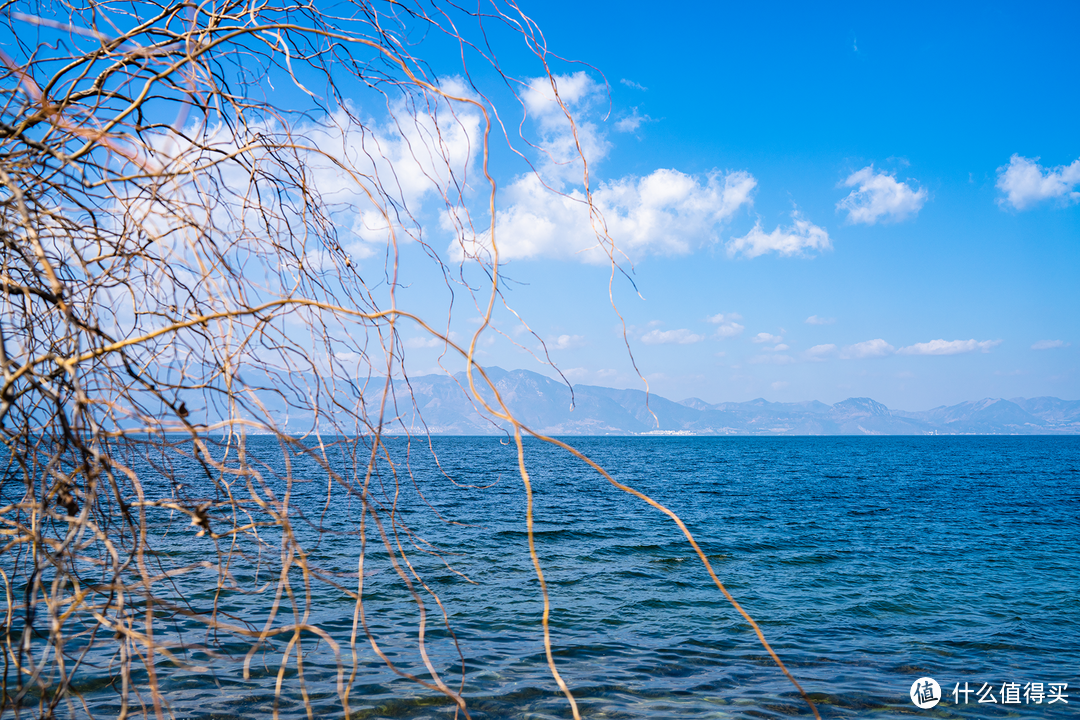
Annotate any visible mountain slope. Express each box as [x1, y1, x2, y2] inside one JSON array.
[[371, 368, 1080, 436]]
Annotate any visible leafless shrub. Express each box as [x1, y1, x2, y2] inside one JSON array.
[[0, 1, 819, 718]]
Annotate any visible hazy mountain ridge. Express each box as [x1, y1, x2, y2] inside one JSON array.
[[380, 368, 1080, 435]]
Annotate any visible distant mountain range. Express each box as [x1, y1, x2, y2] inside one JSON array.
[[382, 367, 1080, 436]]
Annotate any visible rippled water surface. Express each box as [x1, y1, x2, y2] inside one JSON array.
[[38, 437, 1080, 718]]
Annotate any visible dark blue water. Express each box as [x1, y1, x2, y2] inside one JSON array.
[[10, 436, 1079, 718]]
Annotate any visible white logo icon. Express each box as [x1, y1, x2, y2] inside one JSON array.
[[911, 677, 941, 709]]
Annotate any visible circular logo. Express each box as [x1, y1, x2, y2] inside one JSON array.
[[910, 677, 941, 709]]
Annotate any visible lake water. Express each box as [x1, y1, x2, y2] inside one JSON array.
[[10, 436, 1079, 719]]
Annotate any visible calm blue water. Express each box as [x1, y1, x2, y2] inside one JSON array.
[[10, 436, 1079, 718]]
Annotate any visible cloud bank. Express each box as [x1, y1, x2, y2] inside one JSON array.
[[897, 339, 1001, 355], [836, 338, 1000, 359], [641, 328, 705, 345], [456, 169, 756, 263], [450, 72, 772, 263]]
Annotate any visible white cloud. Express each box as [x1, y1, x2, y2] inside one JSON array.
[[620, 78, 647, 91], [451, 72, 763, 264], [714, 323, 745, 339], [403, 337, 444, 349], [454, 169, 756, 263], [138, 83, 483, 266], [803, 344, 837, 361], [520, 71, 610, 184], [1032, 339, 1070, 350], [897, 339, 1001, 355], [307, 91, 481, 251], [749, 354, 796, 365], [641, 328, 705, 345], [837, 166, 927, 225], [805, 315, 836, 325], [726, 212, 831, 259], [708, 313, 744, 338], [615, 108, 652, 133], [996, 154, 1080, 210], [752, 332, 783, 344], [771, 343, 790, 352], [104, 82, 491, 346], [549, 334, 586, 350], [840, 339, 895, 359], [771, 381, 789, 391]]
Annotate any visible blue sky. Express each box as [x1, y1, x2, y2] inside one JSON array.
[[372, 2, 1080, 409]]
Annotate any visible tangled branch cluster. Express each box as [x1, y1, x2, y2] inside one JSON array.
[[0, 0, 820, 717]]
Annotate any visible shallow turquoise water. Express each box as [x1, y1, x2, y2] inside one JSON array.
[[7, 436, 1078, 718]]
